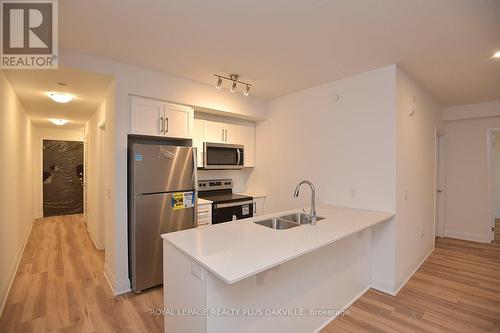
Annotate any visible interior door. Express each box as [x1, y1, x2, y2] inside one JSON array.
[[131, 192, 195, 291], [43, 140, 84, 217], [164, 103, 193, 138], [130, 96, 164, 136]]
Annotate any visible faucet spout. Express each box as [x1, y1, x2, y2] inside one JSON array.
[[293, 180, 317, 225]]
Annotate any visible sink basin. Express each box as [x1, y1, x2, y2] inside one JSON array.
[[279, 213, 325, 224], [254, 218, 300, 230]]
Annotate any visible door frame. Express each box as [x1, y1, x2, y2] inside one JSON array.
[[435, 129, 446, 238], [97, 121, 106, 249], [486, 128, 500, 242], [38, 135, 85, 218]]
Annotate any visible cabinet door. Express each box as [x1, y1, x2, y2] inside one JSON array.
[[164, 103, 194, 139], [193, 119, 204, 168], [203, 120, 226, 143], [238, 123, 255, 167], [130, 96, 164, 136], [224, 123, 241, 144], [253, 197, 265, 216]]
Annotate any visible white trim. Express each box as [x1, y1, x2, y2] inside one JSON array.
[[103, 263, 131, 296], [0, 221, 34, 317], [370, 279, 396, 296], [486, 128, 500, 242], [393, 246, 434, 296], [312, 285, 370, 333], [86, 224, 104, 250], [444, 230, 489, 243], [495, 214, 500, 219]]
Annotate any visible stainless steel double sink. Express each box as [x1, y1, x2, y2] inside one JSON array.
[[254, 213, 325, 230]]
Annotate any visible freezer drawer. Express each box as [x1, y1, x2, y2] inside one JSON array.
[[130, 192, 195, 292]]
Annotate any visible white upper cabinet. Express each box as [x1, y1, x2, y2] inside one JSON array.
[[164, 103, 194, 139], [130, 97, 164, 136], [130, 96, 194, 139], [197, 118, 255, 168]]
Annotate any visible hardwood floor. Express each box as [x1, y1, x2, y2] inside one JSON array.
[[0, 215, 163, 332], [2, 215, 499, 332], [322, 226, 500, 332]]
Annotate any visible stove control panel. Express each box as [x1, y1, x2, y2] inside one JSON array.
[[198, 179, 233, 191]]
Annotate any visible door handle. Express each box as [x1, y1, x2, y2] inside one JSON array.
[[437, 190, 443, 193], [165, 117, 169, 133], [159, 117, 164, 133]]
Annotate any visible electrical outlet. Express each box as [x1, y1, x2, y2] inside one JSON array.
[[419, 230, 424, 239], [350, 188, 357, 198]]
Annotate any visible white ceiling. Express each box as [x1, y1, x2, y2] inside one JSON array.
[[59, 0, 500, 106], [4, 67, 113, 129]]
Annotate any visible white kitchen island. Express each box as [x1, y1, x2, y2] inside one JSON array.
[[161, 204, 394, 333]]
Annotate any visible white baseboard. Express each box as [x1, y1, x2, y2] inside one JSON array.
[[393, 246, 434, 296], [444, 230, 489, 243], [0, 221, 34, 317], [103, 263, 131, 296], [86, 224, 104, 251], [370, 279, 396, 296], [313, 285, 370, 333], [495, 214, 500, 219]]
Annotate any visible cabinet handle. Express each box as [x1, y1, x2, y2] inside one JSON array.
[[165, 117, 169, 133], [159, 117, 164, 133], [254, 203, 257, 214], [225, 129, 228, 142], [221, 128, 224, 141]]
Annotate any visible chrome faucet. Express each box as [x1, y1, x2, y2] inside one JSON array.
[[293, 180, 317, 225]]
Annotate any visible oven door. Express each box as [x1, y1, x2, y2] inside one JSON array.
[[212, 200, 253, 224], [204, 142, 244, 169]]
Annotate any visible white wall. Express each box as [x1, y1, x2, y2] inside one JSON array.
[[60, 49, 268, 294], [84, 101, 106, 249], [32, 127, 84, 218], [394, 67, 442, 292], [443, 101, 500, 242], [0, 71, 35, 314], [247, 65, 398, 292], [496, 133, 500, 218]]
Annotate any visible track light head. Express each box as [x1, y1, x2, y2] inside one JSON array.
[[230, 81, 237, 93], [216, 76, 223, 89], [243, 85, 250, 96]]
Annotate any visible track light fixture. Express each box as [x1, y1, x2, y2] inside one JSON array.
[[216, 76, 223, 89], [213, 74, 252, 96]]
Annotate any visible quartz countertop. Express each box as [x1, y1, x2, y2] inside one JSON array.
[[161, 203, 394, 284]]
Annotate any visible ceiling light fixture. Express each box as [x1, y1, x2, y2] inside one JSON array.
[[47, 91, 74, 103], [49, 119, 69, 126], [216, 76, 223, 89], [493, 51, 500, 58], [213, 74, 252, 96]]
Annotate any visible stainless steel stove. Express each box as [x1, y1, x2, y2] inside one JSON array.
[[198, 179, 253, 224]]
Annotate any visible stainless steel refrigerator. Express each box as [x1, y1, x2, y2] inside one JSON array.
[[128, 143, 197, 292]]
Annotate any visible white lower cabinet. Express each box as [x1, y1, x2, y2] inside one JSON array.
[[197, 203, 212, 227], [253, 197, 266, 216]]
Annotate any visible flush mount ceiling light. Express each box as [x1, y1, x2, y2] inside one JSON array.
[[213, 74, 252, 96], [47, 91, 74, 103], [49, 118, 69, 126]]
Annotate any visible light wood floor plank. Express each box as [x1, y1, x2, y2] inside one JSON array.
[[1, 215, 500, 332]]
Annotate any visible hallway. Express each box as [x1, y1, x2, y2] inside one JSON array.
[[0, 215, 162, 332]]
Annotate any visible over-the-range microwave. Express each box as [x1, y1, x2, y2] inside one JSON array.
[[203, 142, 244, 169]]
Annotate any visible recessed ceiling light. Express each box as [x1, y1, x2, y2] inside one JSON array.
[[49, 119, 69, 126], [493, 51, 500, 58], [47, 92, 74, 103]]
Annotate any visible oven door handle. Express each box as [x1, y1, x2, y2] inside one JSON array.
[[213, 200, 253, 209]]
